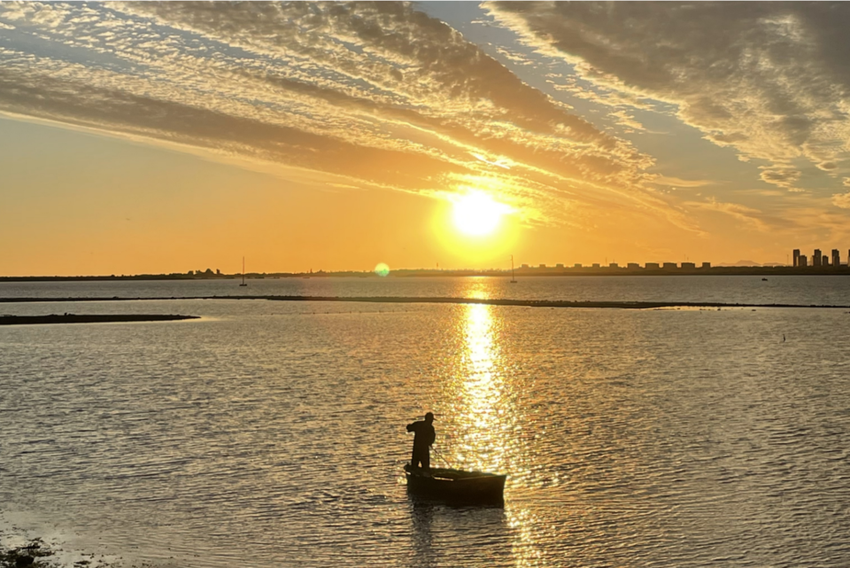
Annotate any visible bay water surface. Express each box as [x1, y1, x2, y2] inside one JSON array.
[[1, 276, 849, 567]]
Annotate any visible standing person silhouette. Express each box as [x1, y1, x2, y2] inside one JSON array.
[[406, 412, 436, 471]]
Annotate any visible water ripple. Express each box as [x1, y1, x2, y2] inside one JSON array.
[[1, 285, 850, 566]]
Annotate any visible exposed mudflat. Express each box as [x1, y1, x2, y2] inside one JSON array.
[[0, 314, 199, 326]]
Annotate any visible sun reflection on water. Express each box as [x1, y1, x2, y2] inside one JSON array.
[[463, 277, 492, 300], [440, 302, 547, 566], [444, 303, 512, 473]]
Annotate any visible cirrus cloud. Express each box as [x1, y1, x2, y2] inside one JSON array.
[[487, 1, 850, 193], [0, 1, 690, 232]]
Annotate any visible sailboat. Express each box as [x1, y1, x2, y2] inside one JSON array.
[[510, 255, 518, 283], [240, 256, 248, 286]]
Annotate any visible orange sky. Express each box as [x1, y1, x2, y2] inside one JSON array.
[[3, 2, 850, 276]]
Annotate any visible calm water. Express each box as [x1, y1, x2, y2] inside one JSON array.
[[2, 273, 850, 305], [1, 277, 849, 567]]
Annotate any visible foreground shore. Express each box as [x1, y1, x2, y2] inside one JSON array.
[[0, 538, 125, 568], [0, 538, 51, 568]]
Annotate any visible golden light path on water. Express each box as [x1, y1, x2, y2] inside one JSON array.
[[457, 303, 506, 471], [440, 299, 548, 565]]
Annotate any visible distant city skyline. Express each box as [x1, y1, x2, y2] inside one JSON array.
[[13, 251, 850, 281], [792, 247, 850, 268], [4, 3, 850, 276]]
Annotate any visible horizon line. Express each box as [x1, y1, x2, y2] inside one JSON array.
[[13, 264, 850, 281]]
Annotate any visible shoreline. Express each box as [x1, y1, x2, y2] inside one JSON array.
[[1, 295, 849, 310]]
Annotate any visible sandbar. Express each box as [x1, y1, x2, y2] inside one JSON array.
[[0, 314, 200, 326]]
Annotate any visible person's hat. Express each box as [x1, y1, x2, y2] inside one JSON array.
[[425, 412, 435, 420]]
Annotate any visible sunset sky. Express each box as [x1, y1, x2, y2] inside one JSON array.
[[4, 2, 850, 276]]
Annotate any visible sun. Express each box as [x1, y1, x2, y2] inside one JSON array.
[[433, 188, 519, 264], [452, 191, 508, 237]]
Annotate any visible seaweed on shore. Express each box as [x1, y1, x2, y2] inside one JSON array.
[[0, 538, 53, 568], [0, 538, 129, 568]]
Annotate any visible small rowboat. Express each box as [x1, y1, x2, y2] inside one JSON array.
[[404, 463, 506, 505]]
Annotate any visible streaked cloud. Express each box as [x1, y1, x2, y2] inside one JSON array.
[[0, 1, 687, 233], [684, 197, 769, 232], [487, 2, 850, 193], [648, 176, 714, 189], [8, 0, 850, 264], [608, 110, 645, 132]]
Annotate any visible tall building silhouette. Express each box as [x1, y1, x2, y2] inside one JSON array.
[[833, 249, 841, 267], [813, 249, 822, 267], [793, 249, 800, 267]]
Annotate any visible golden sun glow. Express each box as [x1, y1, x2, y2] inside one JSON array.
[[431, 186, 519, 266], [451, 191, 508, 237]]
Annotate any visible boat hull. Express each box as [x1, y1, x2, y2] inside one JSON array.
[[404, 465, 506, 506]]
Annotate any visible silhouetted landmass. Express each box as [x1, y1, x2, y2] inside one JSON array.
[[2, 265, 850, 282], [0, 273, 213, 281], [0, 314, 199, 325], [1, 296, 848, 310]]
